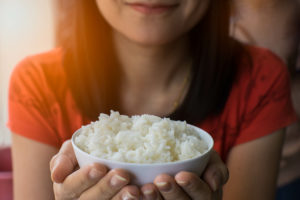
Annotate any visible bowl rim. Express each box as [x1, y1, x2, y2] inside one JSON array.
[[71, 124, 214, 167]]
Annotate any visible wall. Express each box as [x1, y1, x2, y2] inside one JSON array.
[[0, 0, 55, 146]]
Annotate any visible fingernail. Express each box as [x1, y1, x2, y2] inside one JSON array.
[[122, 191, 138, 200], [111, 174, 128, 187], [156, 182, 171, 192], [143, 189, 158, 200], [89, 168, 103, 180], [143, 189, 154, 195], [176, 180, 189, 187], [211, 172, 222, 192]]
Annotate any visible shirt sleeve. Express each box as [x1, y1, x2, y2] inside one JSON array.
[[7, 57, 61, 148], [235, 49, 298, 145]]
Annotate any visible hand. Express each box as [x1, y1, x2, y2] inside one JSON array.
[[140, 150, 229, 200], [50, 140, 140, 200]]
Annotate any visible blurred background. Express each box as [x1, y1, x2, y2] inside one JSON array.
[[0, 0, 55, 146]]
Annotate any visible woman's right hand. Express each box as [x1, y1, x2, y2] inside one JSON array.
[[50, 140, 140, 200]]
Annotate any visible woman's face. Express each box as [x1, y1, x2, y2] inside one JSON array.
[[96, 0, 210, 45]]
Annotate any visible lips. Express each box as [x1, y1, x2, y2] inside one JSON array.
[[125, 2, 179, 14]]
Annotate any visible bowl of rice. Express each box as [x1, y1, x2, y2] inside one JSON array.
[[72, 111, 214, 185]]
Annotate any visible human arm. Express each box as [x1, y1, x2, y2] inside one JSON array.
[[46, 128, 286, 199], [12, 132, 140, 200], [10, 123, 286, 200], [11, 133, 58, 200], [223, 129, 284, 199]]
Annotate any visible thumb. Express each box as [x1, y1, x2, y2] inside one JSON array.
[[203, 150, 229, 192], [50, 140, 78, 183]]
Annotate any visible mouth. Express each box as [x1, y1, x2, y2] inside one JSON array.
[[125, 2, 179, 15]]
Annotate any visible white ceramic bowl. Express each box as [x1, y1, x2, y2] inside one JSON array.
[[71, 124, 214, 185]]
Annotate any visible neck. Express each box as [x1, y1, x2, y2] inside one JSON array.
[[113, 31, 192, 93]]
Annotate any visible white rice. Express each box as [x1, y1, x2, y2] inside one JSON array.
[[75, 111, 208, 164]]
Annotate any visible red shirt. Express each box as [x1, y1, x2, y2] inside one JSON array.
[[7, 46, 297, 161]]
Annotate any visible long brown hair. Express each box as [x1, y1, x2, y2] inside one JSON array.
[[56, 0, 244, 123]]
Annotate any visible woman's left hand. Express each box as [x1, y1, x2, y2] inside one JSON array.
[[141, 150, 229, 200]]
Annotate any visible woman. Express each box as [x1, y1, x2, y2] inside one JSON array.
[[230, 0, 300, 199], [8, 0, 296, 199]]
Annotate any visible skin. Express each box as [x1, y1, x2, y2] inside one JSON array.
[[231, 0, 300, 64], [223, 130, 284, 199], [231, 0, 300, 190], [97, 0, 209, 116], [12, 0, 286, 199], [49, 140, 228, 200], [12, 134, 57, 200], [12, 129, 284, 200]]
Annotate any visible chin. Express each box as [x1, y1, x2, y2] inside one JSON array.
[[127, 30, 181, 46], [133, 37, 173, 46]]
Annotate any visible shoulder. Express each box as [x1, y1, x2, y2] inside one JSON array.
[[234, 45, 292, 107], [11, 48, 64, 80], [210, 45, 296, 158], [231, 45, 296, 141], [9, 48, 67, 107], [10, 48, 64, 88], [234, 45, 291, 102], [8, 49, 69, 148], [238, 45, 288, 83]]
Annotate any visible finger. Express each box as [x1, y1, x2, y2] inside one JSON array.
[[203, 150, 229, 192], [141, 183, 162, 200], [54, 163, 107, 199], [175, 171, 212, 200], [154, 174, 189, 200], [50, 140, 78, 183], [79, 168, 130, 200], [111, 185, 140, 200]]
